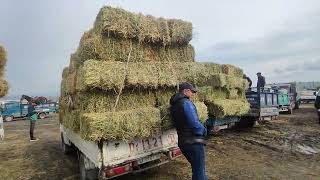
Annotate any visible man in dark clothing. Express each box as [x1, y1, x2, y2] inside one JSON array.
[[28, 102, 38, 141], [257, 72, 266, 91], [315, 91, 320, 124], [170, 82, 207, 180]]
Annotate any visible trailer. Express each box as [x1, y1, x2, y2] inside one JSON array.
[[60, 125, 181, 180], [244, 87, 279, 121]]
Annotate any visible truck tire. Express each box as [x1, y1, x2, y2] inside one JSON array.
[[61, 133, 73, 154], [236, 117, 255, 129], [38, 113, 46, 119], [79, 152, 98, 180], [4, 116, 13, 122]]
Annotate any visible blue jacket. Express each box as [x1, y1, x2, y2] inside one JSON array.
[[170, 93, 207, 146]]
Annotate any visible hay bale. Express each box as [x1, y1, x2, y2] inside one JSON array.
[[222, 64, 243, 76], [61, 69, 77, 96], [69, 53, 81, 72], [76, 60, 126, 92], [155, 88, 177, 107], [160, 101, 208, 130], [75, 60, 247, 92], [206, 74, 248, 90], [76, 31, 194, 63], [205, 99, 250, 118], [127, 62, 159, 89], [74, 90, 157, 113], [0, 45, 7, 69], [168, 19, 192, 45], [197, 86, 228, 101], [61, 110, 81, 132], [0, 79, 8, 97], [80, 108, 161, 141], [93, 6, 192, 46]]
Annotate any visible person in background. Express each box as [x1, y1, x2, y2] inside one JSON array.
[[257, 72, 266, 92], [28, 102, 38, 141], [315, 90, 320, 124], [170, 82, 207, 180]]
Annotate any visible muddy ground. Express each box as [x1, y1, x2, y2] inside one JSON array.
[[0, 104, 319, 180]]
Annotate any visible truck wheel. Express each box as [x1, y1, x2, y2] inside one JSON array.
[[61, 133, 73, 154], [236, 117, 255, 129], [38, 113, 46, 119], [79, 152, 98, 180], [4, 116, 13, 122]]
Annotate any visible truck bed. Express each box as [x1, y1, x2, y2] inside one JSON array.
[[60, 124, 179, 168]]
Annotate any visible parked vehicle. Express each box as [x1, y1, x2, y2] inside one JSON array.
[[244, 87, 279, 120], [206, 87, 279, 133], [60, 125, 181, 179], [271, 83, 299, 111], [299, 89, 316, 104], [0, 100, 58, 121], [277, 89, 293, 114]]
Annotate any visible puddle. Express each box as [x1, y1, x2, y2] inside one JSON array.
[[296, 144, 320, 155]]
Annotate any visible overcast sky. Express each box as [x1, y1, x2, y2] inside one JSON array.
[[0, 0, 319, 97]]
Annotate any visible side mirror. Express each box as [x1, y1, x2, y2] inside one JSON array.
[[314, 92, 317, 96]]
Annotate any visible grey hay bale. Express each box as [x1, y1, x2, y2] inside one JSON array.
[[93, 6, 192, 46]]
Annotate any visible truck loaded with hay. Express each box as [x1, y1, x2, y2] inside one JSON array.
[[0, 44, 9, 141], [59, 6, 250, 179]]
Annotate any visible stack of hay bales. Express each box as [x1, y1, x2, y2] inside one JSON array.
[[60, 6, 249, 142], [0, 45, 8, 97]]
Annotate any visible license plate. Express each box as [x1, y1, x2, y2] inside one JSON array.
[[137, 153, 161, 164], [128, 131, 177, 155]]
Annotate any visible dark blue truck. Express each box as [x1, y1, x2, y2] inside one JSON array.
[[206, 87, 280, 133], [0, 100, 58, 122]]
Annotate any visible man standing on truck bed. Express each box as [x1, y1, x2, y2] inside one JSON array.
[[257, 72, 266, 91], [170, 82, 207, 180], [315, 91, 320, 124]]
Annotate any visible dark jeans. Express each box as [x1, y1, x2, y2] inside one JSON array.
[[180, 143, 207, 180], [30, 121, 36, 140]]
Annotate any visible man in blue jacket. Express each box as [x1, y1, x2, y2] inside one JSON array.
[[170, 82, 207, 180]]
